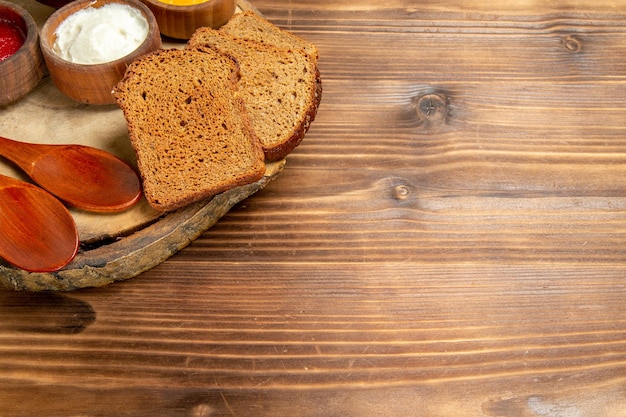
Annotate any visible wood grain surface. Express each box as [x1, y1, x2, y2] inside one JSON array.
[[1, 0, 625, 415]]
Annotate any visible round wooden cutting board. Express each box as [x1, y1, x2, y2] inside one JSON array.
[[0, 0, 282, 291]]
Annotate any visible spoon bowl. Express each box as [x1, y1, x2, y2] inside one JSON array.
[[0, 174, 78, 272], [0, 135, 142, 212]]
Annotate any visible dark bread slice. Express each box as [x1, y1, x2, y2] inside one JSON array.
[[112, 48, 266, 212], [221, 11, 319, 62], [188, 28, 322, 161]]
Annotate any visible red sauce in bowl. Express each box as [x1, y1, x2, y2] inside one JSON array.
[[0, 18, 25, 62]]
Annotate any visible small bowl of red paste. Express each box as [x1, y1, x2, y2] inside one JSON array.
[[0, 1, 45, 106]]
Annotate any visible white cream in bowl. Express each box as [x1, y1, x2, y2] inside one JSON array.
[[53, 3, 148, 65]]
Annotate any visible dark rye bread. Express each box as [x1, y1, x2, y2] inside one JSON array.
[[188, 28, 322, 161], [112, 48, 266, 212], [221, 11, 319, 62]]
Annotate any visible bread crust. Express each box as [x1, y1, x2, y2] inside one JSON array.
[[221, 11, 320, 61], [262, 65, 322, 161]]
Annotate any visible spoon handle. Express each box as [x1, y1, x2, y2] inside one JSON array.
[[0, 135, 44, 175]]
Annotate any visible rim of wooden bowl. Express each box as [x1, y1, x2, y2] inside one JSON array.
[[34, 0, 74, 9], [138, 0, 236, 39]]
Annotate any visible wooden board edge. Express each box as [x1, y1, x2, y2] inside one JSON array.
[[0, 160, 284, 292]]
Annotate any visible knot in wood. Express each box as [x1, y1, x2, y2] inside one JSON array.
[[563, 35, 581, 53], [415, 93, 448, 123], [393, 185, 410, 201], [191, 404, 214, 417]]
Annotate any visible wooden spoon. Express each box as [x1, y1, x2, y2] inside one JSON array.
[[0, 174, 78, 272], [0, 135, 142, 212]]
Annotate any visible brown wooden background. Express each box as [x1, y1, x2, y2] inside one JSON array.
[[1, 0, 625, 415]]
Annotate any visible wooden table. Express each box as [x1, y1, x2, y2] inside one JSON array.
[[1, 0, 625, 415]]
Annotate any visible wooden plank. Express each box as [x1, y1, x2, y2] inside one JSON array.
[[0, 1, 625, 416], [0, 263, 624, 415]]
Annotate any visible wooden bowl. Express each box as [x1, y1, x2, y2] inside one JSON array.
[[0, 1, 45, 106], [138, 0, 236, 40], [39, 0, 162, 105], [35, 0, 74, 8]]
